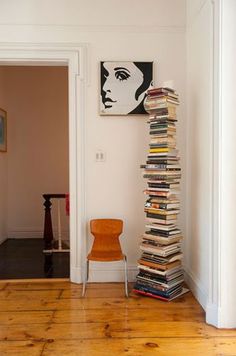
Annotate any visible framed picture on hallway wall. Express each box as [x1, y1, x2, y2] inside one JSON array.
[[100, 61, 153, 115], [0, 108, 7, 152]]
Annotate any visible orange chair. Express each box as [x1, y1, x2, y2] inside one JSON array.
[[82, 219, 128, 297]]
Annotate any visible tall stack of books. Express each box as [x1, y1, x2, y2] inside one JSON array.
[[133, 87, 187, 301]]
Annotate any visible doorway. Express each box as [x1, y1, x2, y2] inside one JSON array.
[[0, 65, 70, 279], [0, 43, 86, 284]]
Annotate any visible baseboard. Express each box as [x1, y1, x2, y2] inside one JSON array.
[[184, 267, 208, 310], [0, 236, 7, 245], [70, 266, 82, 284], [206, 303, 236, 328], [7, 229, 69, 239], [80, 262, 138, 283], [206, 302, 220, 327]]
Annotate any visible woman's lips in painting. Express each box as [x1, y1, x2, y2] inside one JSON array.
[[104, 97, 117, 108]]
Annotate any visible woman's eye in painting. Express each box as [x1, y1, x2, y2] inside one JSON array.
[[115, 70, 130, 81]]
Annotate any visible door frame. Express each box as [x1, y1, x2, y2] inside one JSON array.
[[0, 42, 87, 283]]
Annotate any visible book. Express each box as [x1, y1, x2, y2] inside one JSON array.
[[144, 208, 180, 215], [146, 224, 181, 234], [140, 251, 183, 264], [147, 87, 177, 95], [138, 259, 181, 271], [133, 287, 189, 302], [137, 264, 182, 276], [140, 245, 182, 257], [142, 234, 182, 245], [146, 218, 177, 225]]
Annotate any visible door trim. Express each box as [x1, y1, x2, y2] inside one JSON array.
[[0, 42, 88, 283]]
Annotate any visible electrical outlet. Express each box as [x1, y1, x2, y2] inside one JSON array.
[[95, 150, 106, 162]]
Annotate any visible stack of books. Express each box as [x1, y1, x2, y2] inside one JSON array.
[[133, 87, 187, 301]]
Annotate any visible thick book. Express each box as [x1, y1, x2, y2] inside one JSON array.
[[140, 244, 181, 257], [147, 93, 179, 101], [145, 104, 177, 115], [138, 264, 182, 276], [143, 174, 181, 180], [141, 231, 182, 245], [146, 224, 181, 233], [144, 208, 180, 215], [147, 197, 180, 204], [149, 114, 177, 121], [145, 99, 179, 108], [142, 163, 180, 169], [140, 251, 183, 264], [145, 218, 177, 225], [146, 159, 179, 165], [142, 234, 182, 245], [146, 212, 177, 220], [138, 258, 181, 271], [133, 286, 189, 302], [147, 181, 180, 187], [146, 97, 179, 106], [145, 202, 180, 209], [147, 87, 177, 95]]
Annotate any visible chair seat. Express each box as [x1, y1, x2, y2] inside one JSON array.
[[88, 252, 124, 262]]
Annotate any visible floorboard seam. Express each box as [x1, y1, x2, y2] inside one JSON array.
[[1, 336, 236, 342]]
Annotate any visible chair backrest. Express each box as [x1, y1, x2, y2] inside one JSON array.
[[89, 219, 124, 261]]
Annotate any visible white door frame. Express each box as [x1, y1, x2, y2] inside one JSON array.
[[0, 43, 87, 283]]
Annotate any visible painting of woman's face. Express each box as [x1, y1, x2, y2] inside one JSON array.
[[100, 61, 153, 115]]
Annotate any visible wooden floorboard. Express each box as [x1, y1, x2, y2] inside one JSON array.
[[0, 281, 235, 355]]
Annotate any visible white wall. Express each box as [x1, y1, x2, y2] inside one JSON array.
[[185, 0, 213, 309], [0, 66, 69, 239], [0, 69, 7, 244], [0, 0, 186, 280]]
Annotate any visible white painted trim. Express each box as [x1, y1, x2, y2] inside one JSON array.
[[184, 268, 207, 310], [206, 303, 220, 326], [0, 42, 87, 284], [87, 263, 138, 283], [71, 265, 137, 284], [206, 0, 222, 328], [70, 266, 82, 284]]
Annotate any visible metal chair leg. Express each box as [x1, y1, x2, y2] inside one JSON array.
[[82, 260, 89, 297], [124, 255, 129, 297]]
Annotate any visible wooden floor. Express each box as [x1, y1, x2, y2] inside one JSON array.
[[0, 281, 235, 355]]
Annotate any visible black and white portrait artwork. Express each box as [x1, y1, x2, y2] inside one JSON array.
[[100, 61, 153, 115]]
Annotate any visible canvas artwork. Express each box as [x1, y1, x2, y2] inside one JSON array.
[[100, 61, 153, 115], [0, 108, 7, 152]]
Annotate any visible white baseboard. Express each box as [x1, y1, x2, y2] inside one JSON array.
[[206, 303, 236, 328], [79, 262, 138, 283], [184, 267, 208, 310], [70, 266, 83, 284], [206, 302, 220, 327]]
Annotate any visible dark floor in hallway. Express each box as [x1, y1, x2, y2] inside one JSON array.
[[0, 238, 69, 279]]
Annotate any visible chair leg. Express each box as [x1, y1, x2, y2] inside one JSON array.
[[82, 260, 89, 297], [124, 255, 129, 297]]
